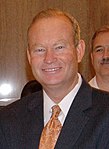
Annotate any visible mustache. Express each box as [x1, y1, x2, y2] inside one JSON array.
[[101, 57, 109, 64]]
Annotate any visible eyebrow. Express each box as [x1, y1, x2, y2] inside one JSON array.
[[53, 39, 71, 47], [30, 43, 44, 49], [93, 45, 104, 50]]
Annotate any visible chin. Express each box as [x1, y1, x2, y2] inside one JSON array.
[[43, 79, 63, 86]]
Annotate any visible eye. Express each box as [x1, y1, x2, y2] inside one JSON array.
[[36, 48, 45, 52], [32, 47, 46, 54], [94, 47, 104, 53], [55, 45, 65, 50]]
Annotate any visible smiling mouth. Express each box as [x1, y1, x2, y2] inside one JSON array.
[[42, 67, 61, 72]]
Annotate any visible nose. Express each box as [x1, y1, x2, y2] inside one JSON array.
[[44, 49, 56, 64]]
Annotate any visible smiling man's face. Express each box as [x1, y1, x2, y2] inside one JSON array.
[[27, 16, 84, 89], [91, 32, 109, 77]]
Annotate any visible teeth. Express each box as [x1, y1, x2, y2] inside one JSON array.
[[44, 68, 59, 72]]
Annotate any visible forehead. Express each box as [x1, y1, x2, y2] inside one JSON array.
[[93, 32, 109, 47], [27, 16, 74, 48], [28, 16, 73, 37]]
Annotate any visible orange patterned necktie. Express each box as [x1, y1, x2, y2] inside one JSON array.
[[38, 105, 62, 149]]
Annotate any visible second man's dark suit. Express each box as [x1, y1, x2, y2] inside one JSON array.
[[0, 79, 109, 149]]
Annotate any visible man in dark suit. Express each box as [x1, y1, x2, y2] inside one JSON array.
[[0, 8, 109, 149]]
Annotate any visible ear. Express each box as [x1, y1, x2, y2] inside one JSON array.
[[27, 48, 31, 65], [76, 40, 85, 63]]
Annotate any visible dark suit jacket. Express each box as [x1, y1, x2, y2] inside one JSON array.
[[0, 79, 109, 149]]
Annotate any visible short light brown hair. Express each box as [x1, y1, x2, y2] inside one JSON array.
[[91, 25, 109, 51], [28, 8, 80, 47]]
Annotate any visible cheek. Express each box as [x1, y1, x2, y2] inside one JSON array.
[[30, 57, 41, 70], [68, 52, 77, 62], [63, 53, 77, 67], [65, 50, 77, 59], [92, 56, 102, 70], [93, 55, 101, 64], [30, 58, 42, 80]]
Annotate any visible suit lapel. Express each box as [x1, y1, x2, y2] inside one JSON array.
[[55, 80, 92, 149]]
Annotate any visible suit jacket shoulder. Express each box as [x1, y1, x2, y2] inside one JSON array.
[[0, 90, 44, 149]]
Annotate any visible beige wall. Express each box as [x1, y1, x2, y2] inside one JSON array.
[[0, 0, 109, 102]]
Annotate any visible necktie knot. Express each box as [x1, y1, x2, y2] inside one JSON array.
[[39, 105, 62, 149], [52, 105, 61, 118]]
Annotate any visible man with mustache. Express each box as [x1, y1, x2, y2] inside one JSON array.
[[89, 25, 109, 92]]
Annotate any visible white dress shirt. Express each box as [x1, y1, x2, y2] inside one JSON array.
[[43, 73, 82, 126], [89, 76, 99, 89]]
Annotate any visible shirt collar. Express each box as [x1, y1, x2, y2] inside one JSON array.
[[89, 76, 99, 89], [59, 73, 82, 118], [43, 73, 82, 124]]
